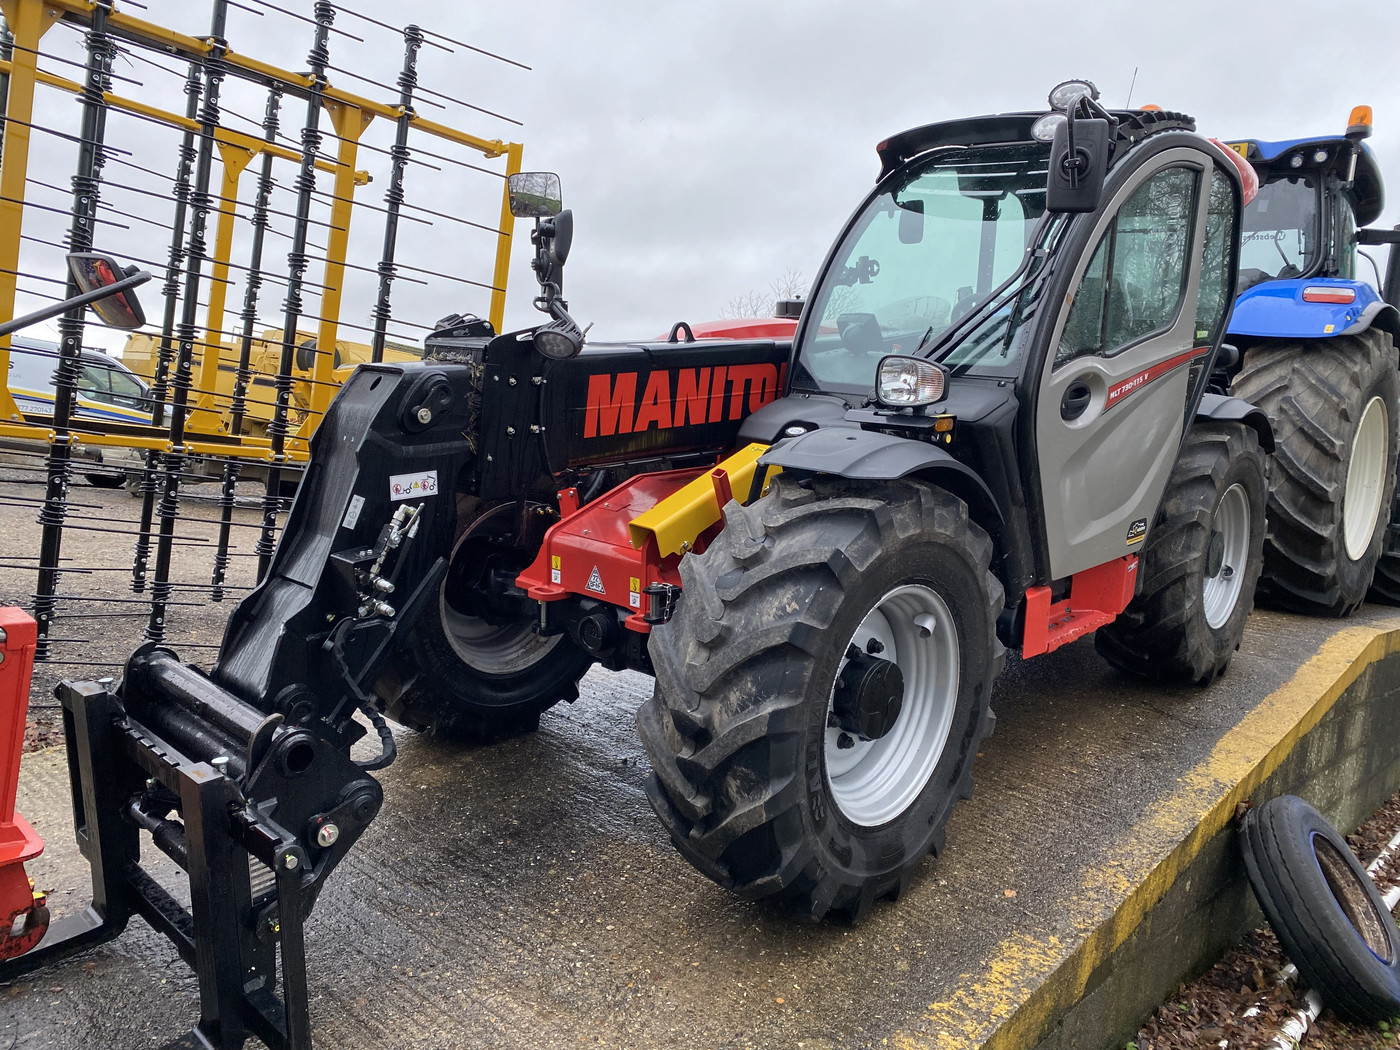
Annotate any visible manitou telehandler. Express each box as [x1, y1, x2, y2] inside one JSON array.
[[0, 82, 1274, 1048]]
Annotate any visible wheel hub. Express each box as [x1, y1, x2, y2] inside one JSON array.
[[824, 583, 959, 827], [1206, 530, 1225, 577], [831, 649, 904, 741]]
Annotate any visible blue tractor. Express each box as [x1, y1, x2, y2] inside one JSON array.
[[1225, 108, 1400, 615]]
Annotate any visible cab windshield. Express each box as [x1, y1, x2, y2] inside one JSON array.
[[1238, 174, 1320, 289], [794, 142, 1050, 393]]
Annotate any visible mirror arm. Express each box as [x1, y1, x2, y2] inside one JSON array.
[[0, 269, 152, 339]]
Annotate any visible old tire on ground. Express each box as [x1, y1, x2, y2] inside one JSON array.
[[638, 476, 1004, 922], [373, 499, 593, 740], [1095, 422, 1267, 684], [1231, 330, 1399, 616], [1241, 794, 1400, 1024]]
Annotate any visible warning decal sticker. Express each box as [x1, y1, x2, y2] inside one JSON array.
[[586, 566, 606, 594]]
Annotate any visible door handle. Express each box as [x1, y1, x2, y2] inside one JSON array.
[[1061, 381, 1092, 421]]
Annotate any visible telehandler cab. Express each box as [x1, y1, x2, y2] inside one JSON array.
[[0, 82, 1272, 1049]]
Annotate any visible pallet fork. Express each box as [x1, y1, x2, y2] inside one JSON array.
[[0, 619, 385, 1050]]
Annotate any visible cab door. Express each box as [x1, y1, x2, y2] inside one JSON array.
[[1035, 149, 1216, 579]]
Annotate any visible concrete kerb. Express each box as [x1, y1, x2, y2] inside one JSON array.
[[895, 618, 1400, 1050]]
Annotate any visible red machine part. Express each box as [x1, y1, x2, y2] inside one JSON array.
[[1021, 555, 1139, 658], [0, 608, 48, 959], [517, 467, 706, 634]]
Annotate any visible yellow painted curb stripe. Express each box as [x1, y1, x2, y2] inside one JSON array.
[[895, 618, 1400, 1050]]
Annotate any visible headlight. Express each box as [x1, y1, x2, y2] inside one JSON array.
[[876, 356, 946, 407]]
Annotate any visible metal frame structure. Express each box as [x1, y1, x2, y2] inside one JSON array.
[[0, 0, 525, 655]]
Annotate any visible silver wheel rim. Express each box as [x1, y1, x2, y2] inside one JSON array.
[[441, 601, 563, 676], [1344, 395, 1389, 561], [824, 583, 959, 827], [1203, 483, 1250, 630], [441, 503, 565, 676]]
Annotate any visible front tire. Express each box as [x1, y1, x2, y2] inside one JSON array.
[[1096, 422, 1267, 684], [374, 500, 593, 740], [1231, 331, 1399, 616], [638, 476, 1004, 921]]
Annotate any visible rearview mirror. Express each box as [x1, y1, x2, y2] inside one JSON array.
[[508, 172, 563, 218], [1046, 118, 1110, 213], [898, 199, 925, 244], [67, 252, 147, 329]]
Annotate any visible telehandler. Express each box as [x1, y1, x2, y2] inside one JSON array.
[[0, 82, 1272, 1049]]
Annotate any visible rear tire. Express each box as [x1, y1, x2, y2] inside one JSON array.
[[638, 476, 1004, 921], [373, 499, 593, 740], [1096, 422, 1266, 684], [1231, 331, 1399, 616]]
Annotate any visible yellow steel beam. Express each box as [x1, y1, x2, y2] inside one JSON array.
[[303, 98, 372, 429], [488, 141, 524, 332], [0, 58, 359, 179], [629, 444, 775, 556], [0, 421, 311, 460], [0, 0, 61, 424], [407, 112, 507, 161], [195, 141, 257, 419], [45, 2, 517, 160]]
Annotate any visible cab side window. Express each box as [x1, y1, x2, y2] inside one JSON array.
[[1193, 167, 1238, 346], [1057, 166, 1198, 366]]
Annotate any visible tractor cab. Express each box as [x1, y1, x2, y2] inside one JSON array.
[[1226, 108, 1400, 340]]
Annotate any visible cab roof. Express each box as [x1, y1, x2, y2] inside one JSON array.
[[876, 109, 1197, 182], [1227, 136, 1382, 226]]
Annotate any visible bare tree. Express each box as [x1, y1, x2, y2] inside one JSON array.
[[723, 267, 808, 319]]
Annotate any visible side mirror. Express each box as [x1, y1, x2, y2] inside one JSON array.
[[508, 171, 563, 218], [68, 252, 147, 329], [1047, 118, 1110, 213]]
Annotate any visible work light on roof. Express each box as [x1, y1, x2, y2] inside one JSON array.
[[1048, 79, 1099, 111], [1031, 112, 1067, 142]]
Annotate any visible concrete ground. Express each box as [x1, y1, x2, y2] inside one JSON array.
[[6, 605, 1399, 1050]]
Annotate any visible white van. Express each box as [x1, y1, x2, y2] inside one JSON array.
[[4, 336, 153, 485]]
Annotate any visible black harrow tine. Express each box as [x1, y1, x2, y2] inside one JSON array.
[[261, 0, 336, 581], [32, 0, 117, 659], [0, 193, 131, 230], [213, 84, 282, 598], [241, 0, 365, 41], [0, 113, 135, 155], [370, 24, 421, 361], [147, 0, 234, 644], [131, 56, 204, 598], [324, 63, 445, 109], [416, 24, 532, 70], [5, 39, 141, 86]]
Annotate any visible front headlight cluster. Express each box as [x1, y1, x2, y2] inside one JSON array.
[[876, 355, 946, 408]]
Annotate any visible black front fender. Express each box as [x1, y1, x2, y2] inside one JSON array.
[[1197, 392, 1275, 453], [760, 427, 1004, 530]]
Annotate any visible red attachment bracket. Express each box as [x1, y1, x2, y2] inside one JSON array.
[[518, 467, 702, 633], [1021, 556, 1139, 658], [0, 608, 48, 959]]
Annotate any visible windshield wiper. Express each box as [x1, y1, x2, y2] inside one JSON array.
[[912, 325, 935, 355]]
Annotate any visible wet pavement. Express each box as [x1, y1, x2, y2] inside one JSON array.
[[6, 606, 1400, 1050]]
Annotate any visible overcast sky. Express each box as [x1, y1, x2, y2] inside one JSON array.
[[9, 0, 1400, 352]]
